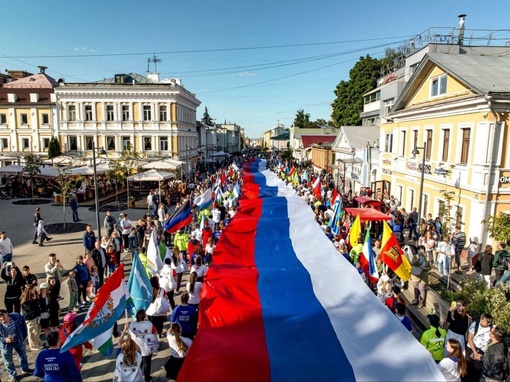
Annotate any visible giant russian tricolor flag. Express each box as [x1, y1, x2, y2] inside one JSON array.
[[178, 160, 445, 382]]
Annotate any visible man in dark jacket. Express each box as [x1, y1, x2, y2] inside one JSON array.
[[70, 194, 81, 222], [82, 225, 96, 252], [0, 309, 31, 380], [91, 241, 106, 286], [481, 327, 508, 382], [32, 207, 42, 244]]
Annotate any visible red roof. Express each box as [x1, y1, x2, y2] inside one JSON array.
[[301, 135, 336, 148]]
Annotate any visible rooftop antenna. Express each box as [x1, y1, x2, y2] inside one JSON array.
[[147, 53, 162, 73]]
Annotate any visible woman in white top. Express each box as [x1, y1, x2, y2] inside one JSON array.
[[159, 258, 177, 310], [113, 330, 143, 382], [128, 309, 157, 382], [186, 271, 203, 308], [164, 322, 192, 380], [419, 230, 436, 265], [190, 255, 207, 283], [436, 235, 453, 277], [171, 246, 185, 292], [437, 339, 466, 382]]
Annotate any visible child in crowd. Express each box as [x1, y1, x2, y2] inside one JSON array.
[[90, 266, 100, 298], [106, 244, 118, 278], [67, 270, 79, 312]]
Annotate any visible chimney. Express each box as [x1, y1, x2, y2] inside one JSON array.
[[458, 14, 466, 46], [38, 66, 47, 74]]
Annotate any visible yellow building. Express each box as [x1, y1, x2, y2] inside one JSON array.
[[381, 52, 510, 246], [0, 67, 58, 158]]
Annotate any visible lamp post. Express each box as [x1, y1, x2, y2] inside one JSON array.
[[412, 141, 427, 222], [92, 142, 106, 240]]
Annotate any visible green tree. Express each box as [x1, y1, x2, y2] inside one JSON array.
[[47, 137, 62, 164], [331, 54, 383, 127], [23, 154, 42, 199], [201, 106, 214, 126], [106, 149, 141, 208], [482, 212, 510, 242], [53, 165, 84, 227], [293, 109, 311, 129]]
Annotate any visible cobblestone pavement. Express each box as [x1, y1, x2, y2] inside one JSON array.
[[0, 198, 181, 381]]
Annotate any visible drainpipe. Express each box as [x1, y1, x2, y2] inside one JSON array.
[[482, 93, 499, 247]]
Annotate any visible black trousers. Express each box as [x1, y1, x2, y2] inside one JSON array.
[[150, 316, 165, 335], [142, 354, 153, 382]]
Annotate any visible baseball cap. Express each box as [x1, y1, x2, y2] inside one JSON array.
[[39, 283, 49, 290], [63, 312, 77, 323]]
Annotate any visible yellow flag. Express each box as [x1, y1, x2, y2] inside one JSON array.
[[349, 214, 361, 248]]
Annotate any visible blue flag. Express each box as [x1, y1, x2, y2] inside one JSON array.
[[127, 253, 153, 316], [328, 199, 343, 236]]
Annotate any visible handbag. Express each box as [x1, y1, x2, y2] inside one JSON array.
[[40, 312, 50, 319], [411, 266, 422, 277], [146, 290, 171, 316]]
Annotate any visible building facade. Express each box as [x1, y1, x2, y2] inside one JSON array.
[[381, 52, 510, 246]]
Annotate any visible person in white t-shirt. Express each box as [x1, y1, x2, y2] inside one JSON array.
[[438, 338, 466, 382], [466, 313, 494, 362], [186, 272, 203, 308], [164, 322, 192, 380]]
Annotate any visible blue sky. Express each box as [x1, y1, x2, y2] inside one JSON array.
[[1, 0, 509, 138]]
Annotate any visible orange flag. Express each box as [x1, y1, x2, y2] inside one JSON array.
[[379, 221, 412, 281], [348, 214, 361, 248]]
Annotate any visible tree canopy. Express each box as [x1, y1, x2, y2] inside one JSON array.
[[331, 54, 382, 127], [47, 137, 62, 160], [201, 106, 214, 126], [293, 110, 333, 129]]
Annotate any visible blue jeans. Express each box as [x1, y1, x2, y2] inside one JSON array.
[[72, 208, 80, 222], [1, 341, 29, 377], [437, 256, 450, 277], [3, 253, 12, 263]]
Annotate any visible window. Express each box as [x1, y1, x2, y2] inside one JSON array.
[[68, 105, 76, 121], [42, 113, 49, 124], [364, 91, 380, 105], [442, 129, 450, 162], [143, 105, 151, 121], [144, 137, 152, 151], [460, 128, 470, 165], [0, 114, 7, 124], [409, 189, 415, 211], [401, 131, 406, 156], [22, 138, 30, 149], [160, 137, 168, 151], [423, 195, 429, 218], [426, 130, 432, 160], [106, 137, 115, 151], [159, 105, 167, 121], [42, 138, 50, 150], [84, 105, 93, 121], [1, 138, 8, 150], [121, 105, 130, 121], [384, 133, 393, 153], [431, 74, 447, 97], [106, 105, 114, 121], [412, 130, 418, 152], [69, 135, 78, 151], [85, 137, 94, 150], [21, 113, 28, 124], [122, 136, 131, 150]]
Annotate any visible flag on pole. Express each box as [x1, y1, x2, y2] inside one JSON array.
[[127, 253, 153, 316], [302, 169, 309, 182], [312, 177, 321, 199], [379, 221, 412, 282], [330, 189, 339, 205], [199, 212, 206, 231], [164, 200, 193, 233], [232, 162, 239, 172], [61, 264, 128, 356], [194, 188, 213, 210], [233, 181, 241, 199], [147, 228, 163, 275], [349, 214, 361, 248], [360, 229, 379, 283], [328, 199, 343, 236]]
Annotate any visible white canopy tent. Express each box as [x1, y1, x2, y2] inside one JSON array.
[[142, 159, 185, 171], [0, 165, 25, 174], [69, 164, 110, 176], [126, 169, 176, 212]]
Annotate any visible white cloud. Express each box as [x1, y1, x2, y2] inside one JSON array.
[[238, 71, 257, 77], [72, 47, 97, 53]]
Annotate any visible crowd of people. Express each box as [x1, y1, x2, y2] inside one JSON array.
[[0, 153, 509, 381]]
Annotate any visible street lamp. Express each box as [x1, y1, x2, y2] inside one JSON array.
[[92, 142, 106, 240], [412, 141, 427, 223]]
